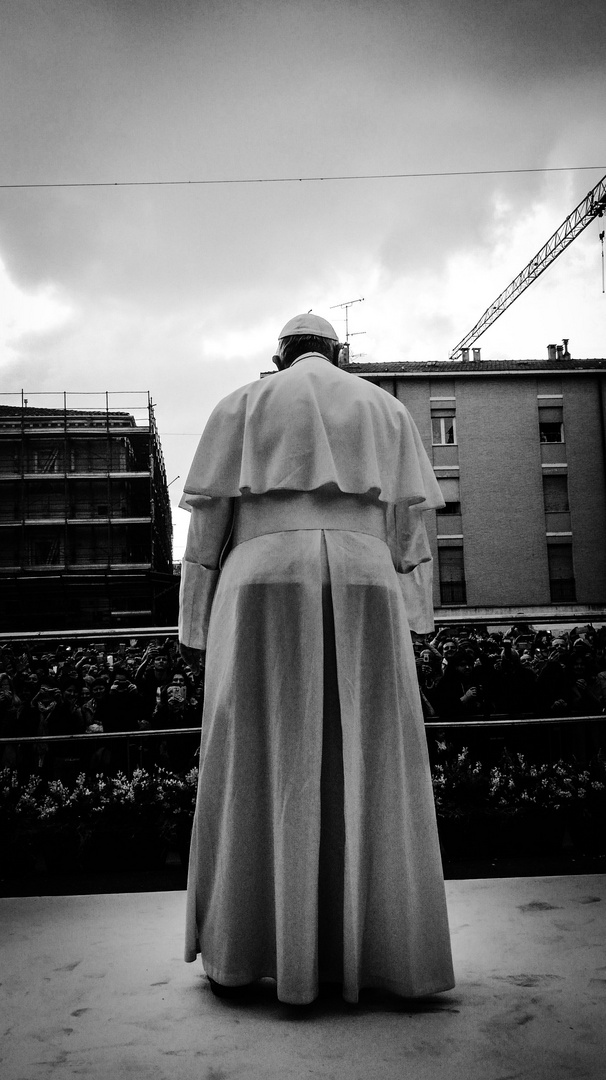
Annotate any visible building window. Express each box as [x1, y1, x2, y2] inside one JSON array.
[[28, 442, 64, 473], [431, 413, 456, 446], [68, 525, 109, 567], [69, 439, 109, 473], [438, 546, 467, 605], [0, 534, 20, 567], [111, 523, 151, 565], [539, 406, 564, 443], [0, 441, 21, 474], [547, 544, 576, 602], [27, 532, 64, 567], [0, 481, 19, 523], [33, 540, 59, 565], [436, 476, 461, 515], [68, 479, 109, 518], [543, 475, 569, 513], [26, 481, 65, 520]]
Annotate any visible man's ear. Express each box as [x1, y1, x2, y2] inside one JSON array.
[[272, 353, 284, 370]]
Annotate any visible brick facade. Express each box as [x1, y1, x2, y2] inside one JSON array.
[[347, 358, 606, 618]]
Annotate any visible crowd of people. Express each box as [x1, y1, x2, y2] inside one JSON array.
[[1, 623, 605, 779], [414, 623, 606, 720], [0, 637, 203, 777]]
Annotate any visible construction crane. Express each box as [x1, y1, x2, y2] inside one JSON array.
[[450, 172, 606, 360]]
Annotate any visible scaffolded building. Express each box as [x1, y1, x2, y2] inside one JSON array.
[[0, 392, 177, 630]]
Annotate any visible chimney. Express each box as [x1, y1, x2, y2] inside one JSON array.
[[562, 338, 570, 360], [337, 342, 350, 366], [556, 345, 564, 360], [472, 347, 481, 362], [547, 344, 557, 360], [460, 347, 470, 362]]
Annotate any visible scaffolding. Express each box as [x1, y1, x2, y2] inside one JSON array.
[[0, 392, 177, 630]]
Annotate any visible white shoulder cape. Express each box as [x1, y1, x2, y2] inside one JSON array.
[[180, 356, 443, 510]]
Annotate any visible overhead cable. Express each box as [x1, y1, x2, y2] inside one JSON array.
[[1, 164, 605, 191]]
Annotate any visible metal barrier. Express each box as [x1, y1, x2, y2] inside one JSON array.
[[2, 714, 604, 777], [0, 626, 177, 643], [0, 727, 200, 744], [0, 610, 605, 642], [424, 714, 606, 729], [0, 727, 201, 778], [2, 715, 605, 743]]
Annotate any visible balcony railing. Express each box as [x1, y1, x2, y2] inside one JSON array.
[[1, 615, 603, 748]]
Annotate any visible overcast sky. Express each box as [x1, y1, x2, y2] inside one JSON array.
[[2, 0, 605, 556]]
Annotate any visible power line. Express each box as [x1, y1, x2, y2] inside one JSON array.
[[1, 165, 605, 191]]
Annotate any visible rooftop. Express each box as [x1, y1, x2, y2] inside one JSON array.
[[0, 404, 138, 428], [344, 357, 606, 376]]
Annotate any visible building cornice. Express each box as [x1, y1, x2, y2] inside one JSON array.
[[344, 359, 606, 379]]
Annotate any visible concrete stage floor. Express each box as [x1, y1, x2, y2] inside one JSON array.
[[1, 875, 605, 1080]]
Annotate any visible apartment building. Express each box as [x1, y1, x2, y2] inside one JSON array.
[[345, 349, 606, 620], [0, 393, 177, 630]]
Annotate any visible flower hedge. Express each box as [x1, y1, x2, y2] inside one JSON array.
[[1, 767, 199, 874], [1, 747, 605, 874], [431, 743, 606, 858], [431, 743, 606, 816]]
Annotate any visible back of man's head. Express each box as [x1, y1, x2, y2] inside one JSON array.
[[274, 313, 340, 370]]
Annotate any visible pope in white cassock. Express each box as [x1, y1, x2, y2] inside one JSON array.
[[179, 313, 455, 1004]]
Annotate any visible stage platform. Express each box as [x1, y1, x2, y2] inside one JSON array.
[[2, 875, 605, 1079]]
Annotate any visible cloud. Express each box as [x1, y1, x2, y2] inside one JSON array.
[[3, 0, 604, 317], [2, 0, 605, 559], [325, 171, 606, 365], [0, 257, 74, 366]]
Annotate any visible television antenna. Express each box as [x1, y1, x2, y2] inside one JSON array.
[[330, 297, 365, 343]]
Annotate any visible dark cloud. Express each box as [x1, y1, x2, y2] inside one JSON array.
[[416, 0, 606, 79], [1, 0, 605, 399]]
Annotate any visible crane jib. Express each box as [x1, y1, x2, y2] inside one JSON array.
[[450, 173, 606, 360]]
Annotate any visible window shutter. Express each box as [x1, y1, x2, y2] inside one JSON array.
[[439, 546, 465, 581], [543, 475, 569, 513], [438, 477, 460, 503], [547, 545, 573, 579], [539, 407, 563, 423]]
